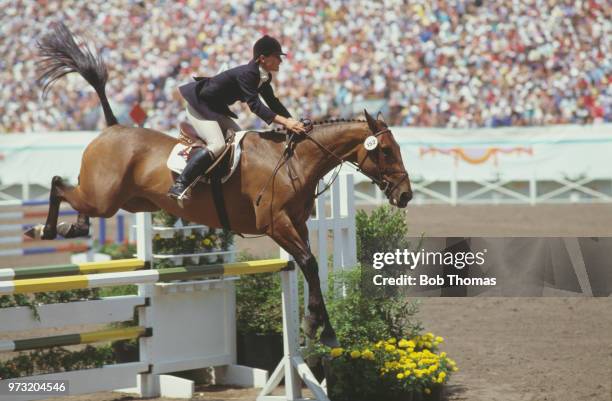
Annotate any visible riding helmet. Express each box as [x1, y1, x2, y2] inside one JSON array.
[[253, 35, 287, 59]]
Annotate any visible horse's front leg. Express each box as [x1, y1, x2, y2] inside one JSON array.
[[267, 213, 339, 348]]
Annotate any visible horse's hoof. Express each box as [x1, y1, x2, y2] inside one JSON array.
[[24, 224, 46, 240], [57, 222, 90, 238], [320, 327, 340, 348], [302, 315, 320, 339]]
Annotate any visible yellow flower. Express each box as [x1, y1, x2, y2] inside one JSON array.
[[387, 337, 397, 344], [439, 372, 447, 380], [330, 348, 344, 358], [396, 373, 404, 379], [424, 388, 432, 395], [350, 350, 361, 359], [398, 339, 411, 348], [424, 341, 433, 348], [362, 350, 375, 360], [435, 336, 444, 343], [440, 352, 447, 358], [452, 366, 459, 372], [385, 344, 396, 352]]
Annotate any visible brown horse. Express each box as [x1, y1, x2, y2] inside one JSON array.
[[30, 24, 412, 347]]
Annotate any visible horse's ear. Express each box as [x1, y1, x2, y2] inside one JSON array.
[[376, 111, 386, 123], [364, 109, 377, 131]]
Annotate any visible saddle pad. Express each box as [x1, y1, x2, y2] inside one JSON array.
[[167, 130, 250, 184]]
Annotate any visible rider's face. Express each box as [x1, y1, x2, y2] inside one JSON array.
[[260, 53, 282, 72]]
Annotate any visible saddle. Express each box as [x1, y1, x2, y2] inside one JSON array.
[[177, 121, 236, 180]]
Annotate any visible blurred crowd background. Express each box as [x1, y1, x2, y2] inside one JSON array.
[[1, 0, 610, 133]]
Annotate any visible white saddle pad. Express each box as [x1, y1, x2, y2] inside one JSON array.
[[166, 129, 266, 184]]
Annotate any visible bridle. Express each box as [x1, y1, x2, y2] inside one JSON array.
[[304, 125, 409, 198], [255, 122, 410, 206]]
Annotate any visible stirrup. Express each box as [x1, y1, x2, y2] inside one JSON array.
[[168, 176, 203, 204], [168, 182, 191, 201], [176, 186, 192, 201]]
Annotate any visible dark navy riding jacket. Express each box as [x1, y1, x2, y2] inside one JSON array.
[[179, 60, 291, 125]]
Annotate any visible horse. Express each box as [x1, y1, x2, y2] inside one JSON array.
[[28, 23, 412, 347]]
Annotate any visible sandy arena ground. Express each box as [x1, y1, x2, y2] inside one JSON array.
[[3, 204, 612, 401]]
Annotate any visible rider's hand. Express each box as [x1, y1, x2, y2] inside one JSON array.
[[285, 118, 306, 134]]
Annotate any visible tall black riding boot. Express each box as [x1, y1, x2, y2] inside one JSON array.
[[167, 147, 215, 200]]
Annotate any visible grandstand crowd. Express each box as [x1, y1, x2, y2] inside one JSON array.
[[1, 0, 610, 133]]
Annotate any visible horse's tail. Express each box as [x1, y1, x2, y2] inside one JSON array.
[[37, 22, 118, 127]]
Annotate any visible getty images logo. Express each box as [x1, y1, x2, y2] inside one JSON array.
[[372, 249, 487, 270]]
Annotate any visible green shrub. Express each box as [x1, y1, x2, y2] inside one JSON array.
[[234, 252, 304, 335], [356, 205, 410, 266], [235, 272, 283, 335], [325, 266, 422, 347]]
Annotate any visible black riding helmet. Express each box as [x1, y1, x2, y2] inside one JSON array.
[[253, 35, 287, 60]]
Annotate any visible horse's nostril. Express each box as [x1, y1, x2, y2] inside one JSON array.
[[400, 191, 412, 204]]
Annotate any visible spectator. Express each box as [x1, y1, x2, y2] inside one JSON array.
[[0, 0, 610, 133]]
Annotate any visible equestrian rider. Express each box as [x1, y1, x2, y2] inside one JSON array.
[[169, 35, 306, 199]]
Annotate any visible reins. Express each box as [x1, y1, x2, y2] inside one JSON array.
[[255, 122, 409, 207], [254, 128, 305, 207], [304, 127, 408, 198]]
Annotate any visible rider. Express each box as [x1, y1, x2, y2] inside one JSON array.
[[168, 35, 307, 199]]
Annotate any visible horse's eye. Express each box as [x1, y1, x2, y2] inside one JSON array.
[[381, 147, 394, 163]]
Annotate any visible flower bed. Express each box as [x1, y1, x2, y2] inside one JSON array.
[[325, 333, 458, 401]]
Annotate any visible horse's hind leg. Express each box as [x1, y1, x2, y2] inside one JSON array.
[[57, 212, 90, 239], [25, 176, 91, 240], [54, 176, 103, 238]]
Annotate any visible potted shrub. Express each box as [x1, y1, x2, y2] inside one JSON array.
[[235, 268, 284, 373]]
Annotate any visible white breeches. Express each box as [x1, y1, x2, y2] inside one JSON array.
[[185, 107, 226, 158]]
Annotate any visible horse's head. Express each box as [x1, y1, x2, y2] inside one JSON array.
[[353, 110, 412, 207]]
